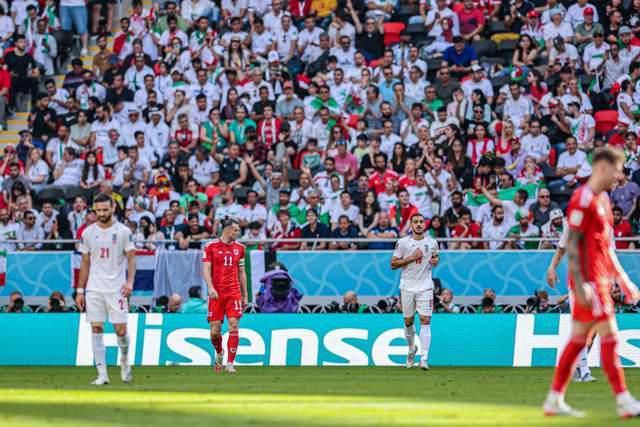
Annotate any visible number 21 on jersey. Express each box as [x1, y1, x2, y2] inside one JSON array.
[[100, 247, 110, 259]]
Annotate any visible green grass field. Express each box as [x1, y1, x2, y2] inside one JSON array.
[[1, 367, 639, 426]]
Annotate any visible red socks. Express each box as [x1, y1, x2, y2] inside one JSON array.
[[601, 335, 627, 395], [211, 334, 222, 354], [551, 336, 587, 393], [227, 331, 239, 364]]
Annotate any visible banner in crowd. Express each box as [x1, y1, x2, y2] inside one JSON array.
[[3, 250, 640, 301], [2, 314, 640, 367]]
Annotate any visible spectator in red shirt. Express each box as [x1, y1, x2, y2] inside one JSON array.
[[457, 0, 486, 41], [270, 209, 301, 250], [613, 206, 635, 249], [368, 152, 399, 194], [0, 62, 10, 130], [450, 210, 481, 250], [389, 189, 419, 236]]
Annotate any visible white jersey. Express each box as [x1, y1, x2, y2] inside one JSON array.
[[78, 222, 135, 293], [392, 235, 438, 292]]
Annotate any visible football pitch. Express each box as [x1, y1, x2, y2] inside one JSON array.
[[1, 366, 639, 426]]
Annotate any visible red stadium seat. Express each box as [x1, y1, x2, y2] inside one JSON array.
[[594, 110, 618, 135], [368, 59, 381, 68], [383, 22, 405, 46], [548, 147, 556, 168]]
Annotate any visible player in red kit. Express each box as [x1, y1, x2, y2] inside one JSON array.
[[202, 219, 248, 373], [543, 147, 640, 418]]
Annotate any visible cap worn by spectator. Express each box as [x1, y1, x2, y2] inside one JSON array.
[[550, 209, 563, 221], [527, 10, 539, 19], [583, 7, 594, 16], [268, 51, 280, 63], [620, 26, 632, 35], [471, 64, 483, 72]]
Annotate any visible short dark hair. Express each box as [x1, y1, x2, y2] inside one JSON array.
[[613, 206, 624, 215], [221, 218, 239, 229], [94, 193, 113, 205]]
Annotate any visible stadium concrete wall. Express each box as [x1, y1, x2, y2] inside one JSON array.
[[2, 313, 640, 367], [3, 250, 640, 303]]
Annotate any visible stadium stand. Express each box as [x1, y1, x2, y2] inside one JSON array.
[[0, 0, 639, 312]]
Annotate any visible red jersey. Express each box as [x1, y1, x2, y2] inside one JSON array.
[[202, 240, 246, 295], [368, 169, 399, 194], [398, 175, 416, 190], [566, 186, 618, 292], [389, 203, 418, 229]]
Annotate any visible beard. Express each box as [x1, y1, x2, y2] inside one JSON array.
[[97, 213, 112, 224]]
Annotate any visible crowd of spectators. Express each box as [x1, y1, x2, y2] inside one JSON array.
[[0, 0, 638, 252]]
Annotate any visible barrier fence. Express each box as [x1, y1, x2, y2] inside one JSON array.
[[2, 313, 640, 367]]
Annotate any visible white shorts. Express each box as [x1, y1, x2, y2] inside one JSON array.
[[401, 290, 433, 318], [86, 291, 128, 324]]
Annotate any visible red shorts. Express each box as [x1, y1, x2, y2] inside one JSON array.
[[570, 286, 614, 323], [207, 293, 243, 322]]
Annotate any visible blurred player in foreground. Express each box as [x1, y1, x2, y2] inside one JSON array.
[[546, 213, 595, 383], [391, 213, 439, 370], [203, 219, 247, 373], [76, 193, 137, 385], [543, 148, 640, 418]]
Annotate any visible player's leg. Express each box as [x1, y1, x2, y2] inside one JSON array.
[[224, 295, 244, 372], [86, 291, 109, 384], [543, 319, 592, 417], [107, 292, 131, 383], [209, 320, 224, 371], [593, 318, 640, 417], [416, 290, 434, 370], [400, 291, 417, 368], [208, 294, 225, 371], [226, 317, 240, 373]]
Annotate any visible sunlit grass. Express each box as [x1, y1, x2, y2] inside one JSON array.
[[0, 367, 637, 426]]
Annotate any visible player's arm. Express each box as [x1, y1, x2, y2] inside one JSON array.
[[546, 246, 566, 288], [122, 249, 136, 298], [566, 228, 591, 307], [238, 258, 248, 306], [75, 252, 90, 311], [609, 248, 640, 304], [391, 248, 422, 270], [202, 260, 217, 299]]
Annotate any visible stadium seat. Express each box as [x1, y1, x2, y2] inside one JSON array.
[[51, 30, 74, 73], [383, 22, 405, 46], [288, 169, 302, 184], [488, 21, 508, 35], [233, 186, 251, 203], [491, 75, 511, 90], [406, 23, 424, 34], [37, 187, 65, 204], [64, 186, 84, 201], [471, 40, 497, 59], [594, 110, 618, 135]]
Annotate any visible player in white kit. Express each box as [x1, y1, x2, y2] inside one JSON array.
[[545, 213, 595, 383], [75, 193, 137, 385], [391, 213, 439, 370]]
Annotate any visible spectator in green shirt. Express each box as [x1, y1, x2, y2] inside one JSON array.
[[154, 1, 189, 33], [181, 286, 208, 314], [179, 179, 208, 211], [228, 105, 257, 146], [0, 291, 33, 313], [271, 189, 300, 226], [506, 208, 540, 249]]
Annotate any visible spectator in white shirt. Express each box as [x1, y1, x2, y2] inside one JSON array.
[[188, 147, 220, 187], [461, 64, 494, 104], [551, 137, 587, 188], [520, 119, 550, 164]]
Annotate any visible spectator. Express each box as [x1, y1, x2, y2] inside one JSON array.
[[483, 205, 510, 250], [176, 213, 209, 249], [367, 211, 399, 249], [0, 291, 32, 312], [341, 290, 368, 313], [540, 208, 565, 249], [550, 136, 588, 189], [270, 209, 301, 250], [450, 209, 481, 250], [17, 210, 44, 251], [613, 206, 635, 250], [301, 209, 330, 250], [329, 215, 359, 250], [168, 293, 183, 313], [529, 188, 560, 227], [612, 171, 640, 218], [506, 208, 540, 249], [389, 189, 418, 236], [181, 286, 207, 313], [436, 288, 460, 313]]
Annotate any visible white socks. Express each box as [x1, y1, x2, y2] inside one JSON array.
[[419, 324, 431, 362], [577, 347, 590, 377], [92, 333, 107, 377], [404, 325, 416, 348], [117, 334, 130, 360]]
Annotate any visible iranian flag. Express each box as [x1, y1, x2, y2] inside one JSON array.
[[466, 183, 540, 207], [0, 249, 6, 286]]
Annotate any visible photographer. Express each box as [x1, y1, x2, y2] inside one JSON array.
[[47, 291, 68, 313], [340, 290, 368, 313], [0, 291, 32, 313]]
